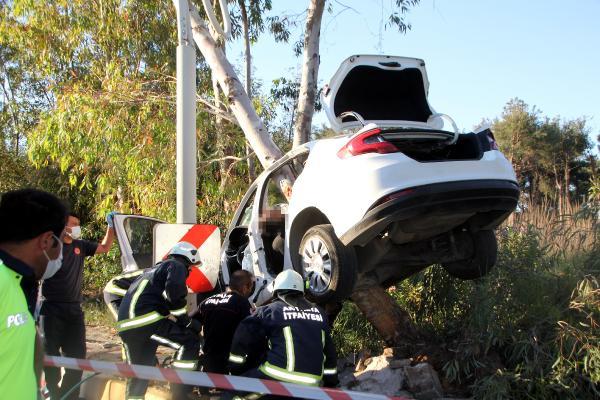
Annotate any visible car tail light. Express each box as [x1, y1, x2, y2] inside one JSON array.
[[487, 131, 499, 150], [337, 128, 398, 159]]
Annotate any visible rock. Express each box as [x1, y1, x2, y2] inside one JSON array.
[[354, 350, 372, 373], [404, 363, 444, 400], [383, 347, 403, 358], [390, 359, 411, 369], [353, 355, 405, 396], [338, 368, 357, 388], [337, 354, 356, 370]]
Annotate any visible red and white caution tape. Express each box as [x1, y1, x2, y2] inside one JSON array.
[[44, 356, 408, 400]]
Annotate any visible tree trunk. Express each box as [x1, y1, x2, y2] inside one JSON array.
[[239, 0, 256, 181], [188, 3, 283, 168], [292, 0, 325, 148], [564, 160, 572, 209], [351, 277, 419, 346], [553, 164, 563, 214]]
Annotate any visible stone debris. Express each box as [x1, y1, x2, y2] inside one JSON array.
[[337, 348, 461, 400], [403, 363, 444, 400], [352, 355, 404, 396]]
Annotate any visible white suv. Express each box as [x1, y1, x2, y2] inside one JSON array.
[[115, 55, 519, 306]]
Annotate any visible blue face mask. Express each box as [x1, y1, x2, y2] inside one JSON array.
[[42, 234, 63, 280]]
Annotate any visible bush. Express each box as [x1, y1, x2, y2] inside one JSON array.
[[333, 205, 599, 399]]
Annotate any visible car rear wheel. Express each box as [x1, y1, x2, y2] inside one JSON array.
[[442, 230, 498, 280], [295, 224, 357, 304]]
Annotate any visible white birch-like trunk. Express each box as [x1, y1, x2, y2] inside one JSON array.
[[188, 2, 283, 168], [292, 0, 325, 148], [239, 0, 256, 181]]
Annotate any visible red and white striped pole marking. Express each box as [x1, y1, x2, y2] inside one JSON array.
[[44, 356, 408, 400]]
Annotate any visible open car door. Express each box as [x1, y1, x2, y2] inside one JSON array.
[[113, 214, 165, 272]]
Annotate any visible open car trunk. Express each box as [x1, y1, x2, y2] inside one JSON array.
[[323, 55, 439, 132]]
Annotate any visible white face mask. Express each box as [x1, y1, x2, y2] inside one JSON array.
[[69, 226, 81, 240], [42, 234, 63, 280]]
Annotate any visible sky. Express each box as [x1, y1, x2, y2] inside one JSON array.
[[226, 0, 600, 143]]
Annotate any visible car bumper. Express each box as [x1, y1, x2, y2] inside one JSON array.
[[340, 179, 520, 246]]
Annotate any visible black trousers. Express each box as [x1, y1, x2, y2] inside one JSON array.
[[119, 319, 200, 400], [42, 310, 86, 400]]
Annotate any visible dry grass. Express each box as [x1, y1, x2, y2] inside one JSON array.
[[511, 202, 598, 258]]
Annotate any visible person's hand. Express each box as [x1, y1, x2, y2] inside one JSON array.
[[106, 211, 118, 228]]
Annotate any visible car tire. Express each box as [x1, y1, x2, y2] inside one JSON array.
[[442, 230, 498, 280], [294, 224, 357, 304]]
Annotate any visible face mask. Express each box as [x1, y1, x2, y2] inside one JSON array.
[[42, 235, 63, 280], [69, 226, 82, 240]]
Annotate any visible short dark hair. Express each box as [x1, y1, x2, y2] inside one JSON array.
[[230, 270, 253, 292], [0, 189, 68, 243], [69, 211, 81, 221]]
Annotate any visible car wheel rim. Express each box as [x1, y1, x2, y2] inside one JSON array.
[[301, 235, 332, 294]]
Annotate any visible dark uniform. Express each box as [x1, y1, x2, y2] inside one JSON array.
[[228, 298, 338, 387], [117, 258, 200, 399], [103, 269, 145, 320], [193, 292, 252, 373], [41, 239, 98, 400]]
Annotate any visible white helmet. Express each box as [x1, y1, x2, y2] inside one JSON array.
[[273, 270, 304, 293], [169, 241, 201, 265]]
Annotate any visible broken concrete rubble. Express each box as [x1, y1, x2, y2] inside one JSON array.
[[404, 363, 444, 400], [338, 347, 467, 400]]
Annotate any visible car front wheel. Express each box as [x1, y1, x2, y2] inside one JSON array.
[[295, 224, 357, 304], [442, 230, 498, 280]]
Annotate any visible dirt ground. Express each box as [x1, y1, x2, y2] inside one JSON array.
[[85, 324, 176, 364]]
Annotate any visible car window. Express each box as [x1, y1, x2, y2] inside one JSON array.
[[123, 217, 159, 269], [237, 188, 256, 226], [265, 178, 289, 209], [262, 164, 294, 212]]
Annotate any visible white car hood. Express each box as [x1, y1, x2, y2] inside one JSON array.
[[322, 54, 439, 132]]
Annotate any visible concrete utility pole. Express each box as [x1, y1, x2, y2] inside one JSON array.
[[173, 0, 197, 224]]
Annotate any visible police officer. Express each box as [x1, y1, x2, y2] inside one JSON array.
[[191, 269, 254, 374], [0, 189, 68, 400], [228, 270, 338, 388], [117, 241, 202, 400]]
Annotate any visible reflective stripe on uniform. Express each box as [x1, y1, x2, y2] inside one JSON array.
[[117, 311, 164, 332], [122, 270, 144, 278], [283, 326, 295, 371], [323, 368, 337, 375], [170, 307, 186, 316], [107, 303, 118, 320], [122, 342, 132, 363], [259, 362, 321, 386], [150, 334, 181, 350], [321, 330, 325, 348], [129, 279, 149, 319], [228, 353, 246, 364], [104, 282, 127, 296], [172, 360, 197, 370]]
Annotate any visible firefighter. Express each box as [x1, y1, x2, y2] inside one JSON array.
[[191, 269, 254, 374], [102, 269, 144, 321], [228, 270, 338, 389], [117, 241, 202, 400]]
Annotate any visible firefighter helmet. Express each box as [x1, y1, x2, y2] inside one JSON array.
[[273, 269, 304, 293], [169, 241, 201, 265]]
